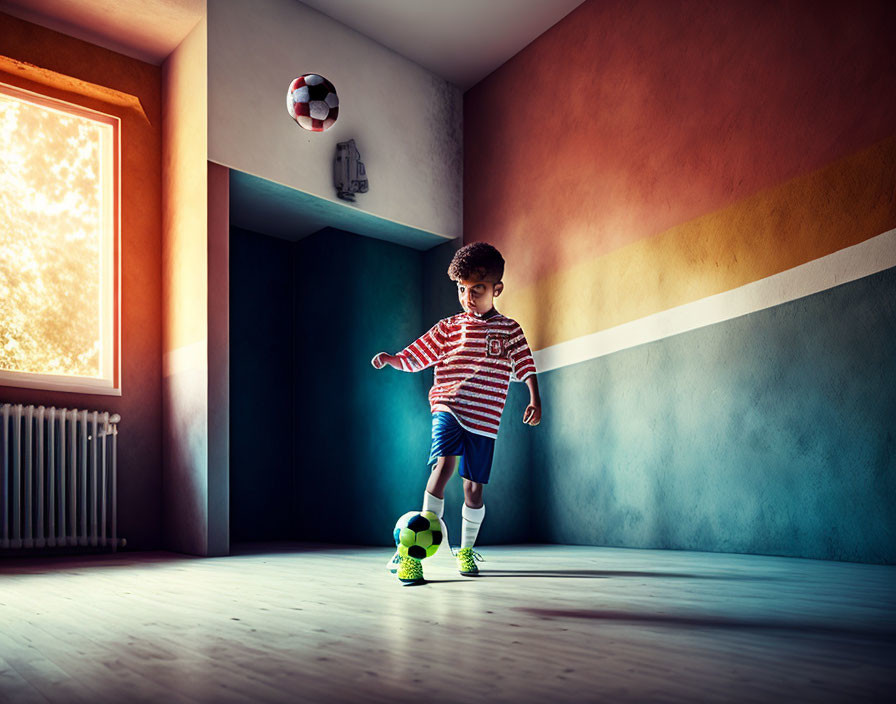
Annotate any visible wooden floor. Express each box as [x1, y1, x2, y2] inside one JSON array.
[[1, 543, 894, 703]]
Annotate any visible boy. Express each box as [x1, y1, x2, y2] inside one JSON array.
[[371, 242, 542, 585]]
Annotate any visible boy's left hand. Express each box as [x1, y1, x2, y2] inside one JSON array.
[[523, 404, 541, 426]]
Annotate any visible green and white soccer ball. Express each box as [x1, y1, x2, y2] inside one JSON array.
[[393, 510, 443, 559]]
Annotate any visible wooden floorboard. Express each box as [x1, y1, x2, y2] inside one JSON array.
[[1, 543, 894, 703]]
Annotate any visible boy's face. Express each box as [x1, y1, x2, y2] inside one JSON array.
[[455, 273, 503, 316]]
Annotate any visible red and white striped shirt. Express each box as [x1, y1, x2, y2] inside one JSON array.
[[395, 312, 537, 438]]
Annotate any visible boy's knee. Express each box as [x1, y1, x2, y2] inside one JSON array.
[[463, 480, 483, 506]]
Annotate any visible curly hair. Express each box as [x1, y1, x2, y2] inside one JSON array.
[[447, 242, 505, 282]]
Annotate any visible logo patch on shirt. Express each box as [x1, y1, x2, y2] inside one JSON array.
[[485, 333, 509, 358]]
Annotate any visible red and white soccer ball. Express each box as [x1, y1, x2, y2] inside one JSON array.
[[287, 74, 339, 132]]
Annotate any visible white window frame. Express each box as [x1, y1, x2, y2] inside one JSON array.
[[0, 81, 121, 396]]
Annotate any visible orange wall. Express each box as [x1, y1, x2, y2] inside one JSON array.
[[464, 0, 896, 350], [161, 16, 218, 555], [0, 13, 163, 548]]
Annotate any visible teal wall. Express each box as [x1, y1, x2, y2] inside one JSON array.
[[292, 228, 429, 545], [230, 227, 295, 541], [532, 266, 896, 563], [292, 229, 532, 546], [232, 228, 894, 562], [231, 227, 531, 546]]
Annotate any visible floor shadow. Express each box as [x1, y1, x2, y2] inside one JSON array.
[[514, 607, 896, 645], [0, 550, 198, 574], [481, 569, 777, 580]]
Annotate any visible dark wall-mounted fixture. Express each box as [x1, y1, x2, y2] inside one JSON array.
[[334, 139, 368, 201]]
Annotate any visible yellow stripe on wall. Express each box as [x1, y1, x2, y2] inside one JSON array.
[[501, 135, 896, 351]]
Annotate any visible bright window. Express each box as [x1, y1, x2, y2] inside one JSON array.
[[0, 82, 119, 395]]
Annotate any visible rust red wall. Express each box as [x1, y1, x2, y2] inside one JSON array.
[[0, 14, 162, 548], [463, 0, 896, 563], [464, 0, 896, 349]]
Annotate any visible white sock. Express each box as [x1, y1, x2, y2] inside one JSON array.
[[422, 491, 450, 556], [422, 491, 444, 518], [461, 503, 485, 549]]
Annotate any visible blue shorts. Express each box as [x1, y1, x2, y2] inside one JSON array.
[[428, 411, 495, 484]]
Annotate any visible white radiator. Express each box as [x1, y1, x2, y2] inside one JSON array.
[[1, 403, 124, 550]]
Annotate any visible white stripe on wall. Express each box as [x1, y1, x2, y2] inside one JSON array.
[[533, 228, 896, 374]]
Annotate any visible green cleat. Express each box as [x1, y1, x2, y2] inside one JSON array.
[[455, 547, 484, 576], [397, 556, 424, 585]]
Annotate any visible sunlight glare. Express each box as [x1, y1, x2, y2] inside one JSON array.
[[0, 86, 114, 379]]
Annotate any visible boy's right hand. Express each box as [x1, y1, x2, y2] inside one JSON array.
[[371, 352, 394, 369]]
